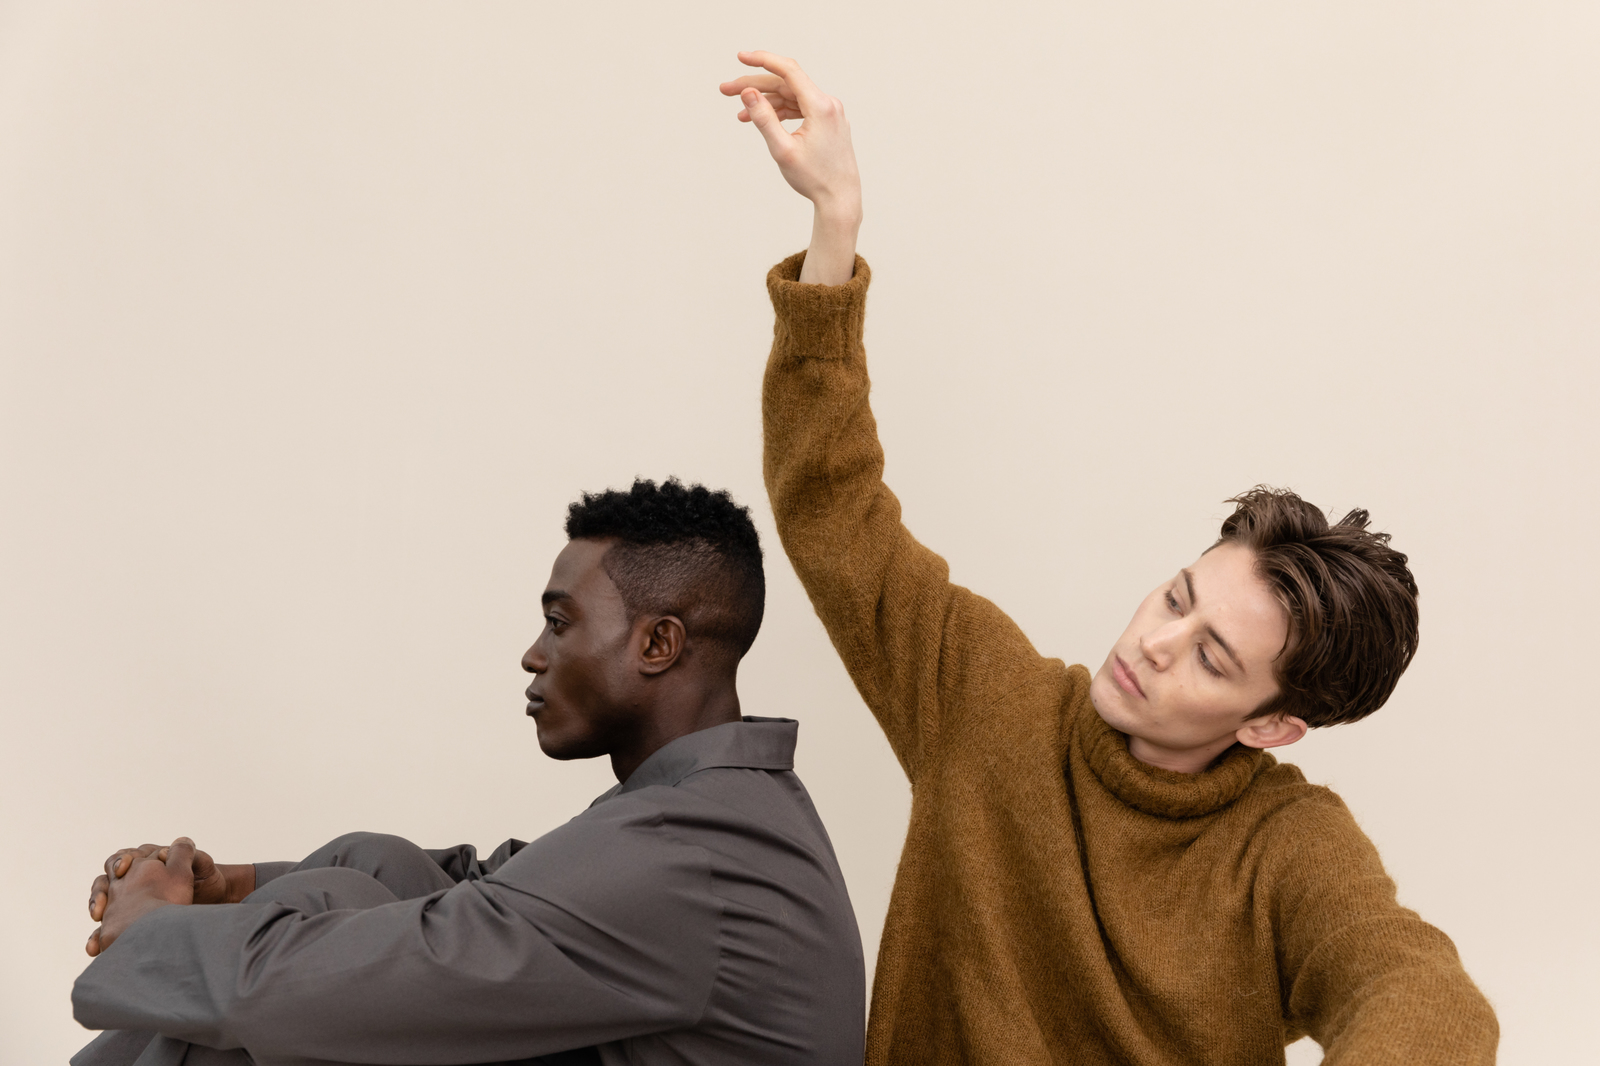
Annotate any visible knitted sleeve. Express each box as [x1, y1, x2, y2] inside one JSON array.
[[762, 252, 1050, 781], [1267, 790, 1498, 1064]]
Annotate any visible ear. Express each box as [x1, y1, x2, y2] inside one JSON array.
[[1234, 712, 1308, 751], [636, 615, 687, 675]]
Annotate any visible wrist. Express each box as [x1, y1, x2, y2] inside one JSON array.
[[220, 863, 256, 903], [811, 198, 863, 229]]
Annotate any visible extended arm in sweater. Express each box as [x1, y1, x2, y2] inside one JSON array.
[[761, 250, 1497, 1066], [761, 252, 1054, 782]]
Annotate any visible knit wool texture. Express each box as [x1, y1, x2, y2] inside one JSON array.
[[761, 251, 1498, 1066]]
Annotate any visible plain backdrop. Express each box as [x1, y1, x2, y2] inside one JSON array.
[[1, 3, 1595, 1063]]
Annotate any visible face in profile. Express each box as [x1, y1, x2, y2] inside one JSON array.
[[521, 538, 640, 760], [1089, 542, 1296, 768]]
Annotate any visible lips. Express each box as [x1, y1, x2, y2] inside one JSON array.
[[1113, 656, 1145, 699], [525, 687, 545, 717]]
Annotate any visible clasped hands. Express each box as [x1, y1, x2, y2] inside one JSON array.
[[85, 838, 255, 957]]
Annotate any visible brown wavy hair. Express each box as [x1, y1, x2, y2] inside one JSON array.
[[1217, 487, 1419, 728]]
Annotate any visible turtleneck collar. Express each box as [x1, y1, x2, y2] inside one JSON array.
[[1075, 700, 1273, 819]]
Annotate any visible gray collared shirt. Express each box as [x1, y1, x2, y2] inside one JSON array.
[[72, 718, 866, 1065]]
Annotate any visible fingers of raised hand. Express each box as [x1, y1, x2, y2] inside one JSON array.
[[85, 927, 103, 958], [735, 51, 825, 109], [719, 73, 788, 96], [737, 93, 803, 123], [739, 89, 794, 155]]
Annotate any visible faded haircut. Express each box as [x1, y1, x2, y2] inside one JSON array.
[[565, 478, 765, 662]]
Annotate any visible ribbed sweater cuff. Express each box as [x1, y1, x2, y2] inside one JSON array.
[[765, 251, 872, 362]]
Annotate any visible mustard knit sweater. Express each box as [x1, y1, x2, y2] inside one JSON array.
[[761, 252, 1497, 1066]]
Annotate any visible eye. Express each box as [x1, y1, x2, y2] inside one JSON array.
[[1164, 590, 1180, 612], [1198, 645, 1224, 678], [545, 614, 569, 634]]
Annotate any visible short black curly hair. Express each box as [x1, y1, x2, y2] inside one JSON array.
[[566, 478, 765, 661]]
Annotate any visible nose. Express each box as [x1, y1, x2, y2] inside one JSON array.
[[522, 639, 547, 675], [1138, 621, 1183, 672]]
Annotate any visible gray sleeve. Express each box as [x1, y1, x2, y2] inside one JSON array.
[[73, 798, 722, 1064], [250, 861, 296, 889], [257, 838, 527, 891], [423, 837, 529, 881]]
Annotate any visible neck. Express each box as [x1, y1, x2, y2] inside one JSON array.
[[608, 679, 742, 783], [1126, 732, 1239, 775]]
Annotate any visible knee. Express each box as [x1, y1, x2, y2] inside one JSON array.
[[302, 831, 418, 871], [318, 825, 416, 857], [251, 865, 398, 912], [295, 831, 454, 900]]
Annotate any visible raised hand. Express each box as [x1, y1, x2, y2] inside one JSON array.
[[720, 51, 861, 285]]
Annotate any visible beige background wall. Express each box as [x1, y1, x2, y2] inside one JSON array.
[[2, 3, 1594, 1063]]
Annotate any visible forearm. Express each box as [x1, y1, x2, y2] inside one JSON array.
[[763, 251, 923, 690], [762, 254, 1043, 775], [1289, 911, 1498, 1063], [249, 861, 295, 890], [797, 205, 861, 285], [1275, 805, 1499, 1063], [1312, 961, 1498, 1066], [75, 812, 720, 1060], [72, 882, 702, 1062]]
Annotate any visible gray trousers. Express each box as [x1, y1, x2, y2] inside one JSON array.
[[71, 833, 599, 1066]]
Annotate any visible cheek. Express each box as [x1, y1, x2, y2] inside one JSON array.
[[553, 648, 595, 697], [551, 641, 626, 712]]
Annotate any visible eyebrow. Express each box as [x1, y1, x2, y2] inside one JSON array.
[[541, 590, 571, 608], [1182, 568, 1246, 675]]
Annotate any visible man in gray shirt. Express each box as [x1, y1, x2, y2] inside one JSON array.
[[74, 479, 865, 1066]]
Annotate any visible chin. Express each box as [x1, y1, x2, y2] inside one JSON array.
[[533, 721, 575, 760], [1088, 665, 1139, 736], [535, 722, 605, 762], [536, 731, 580, 761]]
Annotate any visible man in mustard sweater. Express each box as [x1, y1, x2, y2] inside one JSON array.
[[721, 51, 1497, 1065]]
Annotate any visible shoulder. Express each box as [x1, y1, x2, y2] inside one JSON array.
[[1247, 761, 1362, 827], [1236, 763, 1389, 886], [659, 767, 843, 873], [532, 772, 829, 864], [951, 650, 1084, 728], [934, 657, 1089, 774], [490, 791, 712, 893]]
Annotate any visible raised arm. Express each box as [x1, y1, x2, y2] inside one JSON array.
[[725, 54, 1056, 781]]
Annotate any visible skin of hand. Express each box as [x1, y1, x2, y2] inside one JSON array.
[[88, 843, 255, 921], [719, 51, 862, 285], [86, 836, 202, 957], [86, 838, 254, 956]]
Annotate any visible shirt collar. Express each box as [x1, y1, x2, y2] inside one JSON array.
[[608, 716, 798, 798]]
